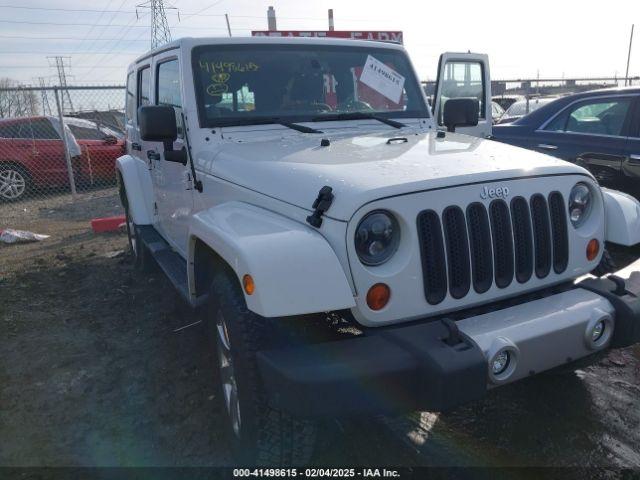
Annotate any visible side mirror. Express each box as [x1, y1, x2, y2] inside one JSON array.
[[138, 105, 177, 144], [443, 98, 479, 133]]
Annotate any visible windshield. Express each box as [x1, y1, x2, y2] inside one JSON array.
[[192, 44, 429, 128], [505, 98, 553, 117]]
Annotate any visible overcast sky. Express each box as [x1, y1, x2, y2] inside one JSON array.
[[1, 0, 639, 85]]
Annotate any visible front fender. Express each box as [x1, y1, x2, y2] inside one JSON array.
[[603, 187, 640, 246], [188, 202, 355, 317], [116, 155, 153, 225]]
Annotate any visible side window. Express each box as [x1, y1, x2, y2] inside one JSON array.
[[31, 119, 61, 140], [67, 124, 106, 140], [137, 66, 151, 117], [125, 71, 136, 124], [439, 61, 485, 125], [545, 98, 632, 136], [156, 59, 183, 136], [0, 123, 22, 138]]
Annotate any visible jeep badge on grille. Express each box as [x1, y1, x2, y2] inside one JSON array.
[[481, 186, 510, 199]]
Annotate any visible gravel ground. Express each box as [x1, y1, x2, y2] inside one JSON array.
[[1, 190, 640, 469]]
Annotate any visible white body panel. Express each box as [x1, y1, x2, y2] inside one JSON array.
[[602, 188, 640, 246], [116, 154, 154, 225], [187, 202, 355, 317]]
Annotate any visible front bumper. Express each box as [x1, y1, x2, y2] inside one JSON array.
[[257, 259, 640, 417]]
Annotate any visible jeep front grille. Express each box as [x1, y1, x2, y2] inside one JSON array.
[[417, 193, 569, 305]]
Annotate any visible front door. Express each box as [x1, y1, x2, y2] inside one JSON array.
[[150, 55, 193, 255], [433, 52, 492, 138], [532, 94, 635, 185]]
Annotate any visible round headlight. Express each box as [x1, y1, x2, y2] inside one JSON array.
[[355, 210, 400, 266], [568, 182, 592, 227]]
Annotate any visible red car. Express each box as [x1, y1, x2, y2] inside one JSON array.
[[0, 116, 125, 201]]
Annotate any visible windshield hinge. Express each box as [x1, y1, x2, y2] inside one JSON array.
[[306, 186, 334, 228]]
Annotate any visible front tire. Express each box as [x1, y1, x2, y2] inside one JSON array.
[[207, 271, 317, 466], [121, 186, 153, 271]]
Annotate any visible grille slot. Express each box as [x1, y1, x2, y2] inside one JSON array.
[[466, 202, 493, 294], [510, 196, 534, 283], [489, 200, 514, 288], [442, 206, 471, 299], [548, 191, 569, 273], [530, 193, 552, 278], [416, 210, 447, 305]]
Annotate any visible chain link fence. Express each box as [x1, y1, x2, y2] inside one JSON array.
[[0, 85, 125, 228]]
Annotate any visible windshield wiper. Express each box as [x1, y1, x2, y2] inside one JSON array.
[[311, 112, 407, 129], [212, 117, 323, 134]]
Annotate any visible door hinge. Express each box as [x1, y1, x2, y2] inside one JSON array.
[[306, 186, 334, 228], [153, 202, 158, 216]]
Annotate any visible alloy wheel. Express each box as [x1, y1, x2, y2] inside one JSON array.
[[216, 311, 241, 437], [0, 169, 26, 200]]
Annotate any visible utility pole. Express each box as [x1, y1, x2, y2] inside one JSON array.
[[267, 6, 277, 30], [137, 0, 177, 49], [328, 9, 335, 31], [625, 24, 634, 86], [36, 77, 52, 116], [48, 56, 73, 114], [225, 14, 232, 37]]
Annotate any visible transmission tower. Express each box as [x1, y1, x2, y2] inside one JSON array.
[[137, 0, 178, 49], [36, 77, 53, 115], [48, 56, 74, 114]]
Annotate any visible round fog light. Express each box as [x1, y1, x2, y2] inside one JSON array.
[[591, 321, 605, 342], [492, 350, 510, 375]]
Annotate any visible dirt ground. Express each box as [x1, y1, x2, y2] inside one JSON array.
[[1, 190, 640, 469]]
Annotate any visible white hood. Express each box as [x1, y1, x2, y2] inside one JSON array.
[[196, 130, 588, 221]]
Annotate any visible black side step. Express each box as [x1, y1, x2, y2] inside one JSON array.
[[136, 225, 206, 307]]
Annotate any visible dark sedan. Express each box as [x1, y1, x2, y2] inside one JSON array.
[[492, 88, 640, 189]]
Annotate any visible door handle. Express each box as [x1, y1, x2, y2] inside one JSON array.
[[628, 154, 640, 164], [537, 143, 558, 150], [147, 150, 161, 161], [131, 142, 142, 151]]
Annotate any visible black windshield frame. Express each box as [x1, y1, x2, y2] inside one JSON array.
[[191, 43, 430, 129]]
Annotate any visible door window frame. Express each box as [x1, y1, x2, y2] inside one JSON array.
[[136, 64, 151, 123], [537, 94, 637, 139], [155, 56, 184, 138]]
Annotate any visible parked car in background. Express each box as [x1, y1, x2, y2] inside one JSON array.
[[491, 101, 505, 123], [493, 94, 524, 111], [492, 88, 640, 189], [0, 116, 124, 201], [496, 96, 559, 124], [64, 117, 125, 186]]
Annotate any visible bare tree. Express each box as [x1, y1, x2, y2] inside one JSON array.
[[0, 78, 40, 119]]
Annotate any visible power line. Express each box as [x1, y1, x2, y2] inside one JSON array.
[[0, 34, 149, 41], [0, 18, 232, 29]]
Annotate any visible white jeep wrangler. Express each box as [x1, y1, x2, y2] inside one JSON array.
[[117, 37, 640, 465]]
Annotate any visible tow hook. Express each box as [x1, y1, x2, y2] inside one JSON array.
[[441, 318, 463, 347], [306, 186, 334, 228]]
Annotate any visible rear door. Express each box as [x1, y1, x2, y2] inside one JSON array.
[[150, 53, 193, 255], [532, 94, 634, 183], [432, 52, 492, 138]]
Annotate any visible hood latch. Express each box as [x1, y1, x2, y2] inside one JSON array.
[[306, 186, 334, 228]]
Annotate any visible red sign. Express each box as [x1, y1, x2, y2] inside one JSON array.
[[251, 30, 403, 44]]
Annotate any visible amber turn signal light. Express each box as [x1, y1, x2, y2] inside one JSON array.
[[366, 283, 391, 311], [243, 274, 255, 295], [586, 239, 600, 261]]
